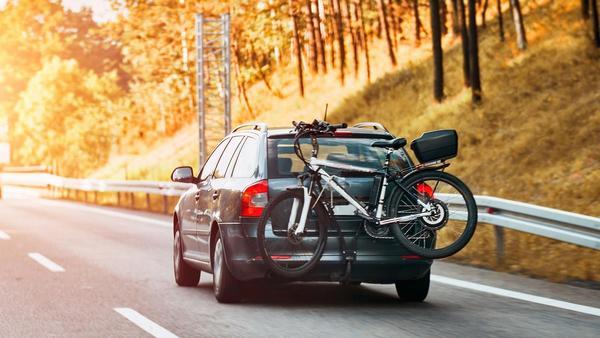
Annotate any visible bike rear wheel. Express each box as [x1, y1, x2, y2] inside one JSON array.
[[387, 171, 477, 259], [257, 189, 328, 278]]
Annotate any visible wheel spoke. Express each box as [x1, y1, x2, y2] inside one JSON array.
[[388, 173, 476, 258]]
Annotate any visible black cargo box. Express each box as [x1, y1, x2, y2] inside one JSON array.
[[410, 129, 458, 163]]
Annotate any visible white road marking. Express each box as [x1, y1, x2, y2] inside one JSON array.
[[114, 308, 178, 338], [28, 252, 65, 272], [431, 274, 600, 317], [0, 230, 10, 240], [37, 199, 171, 228]]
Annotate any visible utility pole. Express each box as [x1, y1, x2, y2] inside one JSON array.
[[195, 13, 231, 167]]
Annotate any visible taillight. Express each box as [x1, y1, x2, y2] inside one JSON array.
[[416, 183, 434, 198], [240, 180, 268, 217]]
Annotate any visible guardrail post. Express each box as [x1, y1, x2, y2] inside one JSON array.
[[146, 193, 151, 211], [94, 191, 98, 204], [163, 195, 168, 214], [130, 192, 134, 209], [494, 225, 505, 265], [84, 191, 88, 203], [117, 192, 121, 206]]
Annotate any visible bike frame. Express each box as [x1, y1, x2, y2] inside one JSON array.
[[290, 148, 435, 235]]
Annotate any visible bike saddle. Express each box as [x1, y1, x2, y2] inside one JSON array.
[[371, 137, 407, 150]]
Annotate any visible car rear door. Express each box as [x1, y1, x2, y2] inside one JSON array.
[[214, 136, 261, 223], [193, 139, 230, 262], [196, 136, 244, 258]]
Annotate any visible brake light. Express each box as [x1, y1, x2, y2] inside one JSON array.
[[401, 255, 423, 260], [416, 183, 434, 198], [270, 255, 292, 260], [241, 180, 268, 217]]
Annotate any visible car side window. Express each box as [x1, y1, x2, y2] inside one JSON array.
[[232, 137, 259, 178], [213, 136, 243, 178], [199, 139, 230, 181], [225, 136, 246, 178]]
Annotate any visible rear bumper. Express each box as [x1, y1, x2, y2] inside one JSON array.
[[219, 221, 433, 283]]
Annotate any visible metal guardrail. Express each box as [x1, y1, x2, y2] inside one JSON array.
[[1, 172, 599, 251], [0, 172, 192, 213], [437, 193, 600, 251]]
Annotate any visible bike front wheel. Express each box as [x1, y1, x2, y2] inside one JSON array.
[[257, 189, 329, 278], [387, 170, 478, 259]]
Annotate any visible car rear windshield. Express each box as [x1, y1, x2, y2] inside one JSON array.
[[267, 136, 412, 178]]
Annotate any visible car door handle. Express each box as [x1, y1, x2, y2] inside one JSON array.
[[212, 191, 220, 200], [195, 192, 201, 202]]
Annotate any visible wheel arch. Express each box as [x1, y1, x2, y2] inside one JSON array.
[[397, 168, 441, 184], [173, 213, 179, 237], [209, 220, 221, 271]]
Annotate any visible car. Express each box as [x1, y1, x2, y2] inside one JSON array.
[[170, 122, 433, 303]]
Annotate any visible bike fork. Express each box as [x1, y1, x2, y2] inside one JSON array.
[[288, 186, 312, 235]]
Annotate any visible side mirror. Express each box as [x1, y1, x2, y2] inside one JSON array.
[[171, 166, 196, 184]]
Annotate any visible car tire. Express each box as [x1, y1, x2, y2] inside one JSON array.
[[213, 232, 242, 303], [174, 229, 200, 287], [395, 271, 430, 302]]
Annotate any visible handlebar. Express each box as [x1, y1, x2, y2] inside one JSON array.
[[292, 119, 347, 134]]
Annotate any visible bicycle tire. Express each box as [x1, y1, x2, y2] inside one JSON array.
[[257, 189, 329, 278], [388, 171, 478, 259]]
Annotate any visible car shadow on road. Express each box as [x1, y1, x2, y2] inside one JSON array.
[[197, 279, 438, 308]]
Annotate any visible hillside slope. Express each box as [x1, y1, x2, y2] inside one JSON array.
[[332, 0, 600, 217]]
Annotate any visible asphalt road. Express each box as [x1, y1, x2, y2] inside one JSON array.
[[1, 187, 599, 338]]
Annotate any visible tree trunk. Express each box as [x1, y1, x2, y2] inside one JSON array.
[[344, 0, 360, 76], [357, 0, 372, 82], [468, 0, 482, 102], [250, 43, 280, 97], [430, 0, 444, 101], [331, 0, 346, 84], [441, 0, 449, 35], [481, 0, 488, 28], [290, 1, 305, 96], [582, 0, 590, 19], [353, 0, 364, 49], [306, 0, 319, 73], [314, 0, 328, 72], [497, 0, 505, 41], [233, 46, 253, 115], [458, 0, 471, 87], [378, 0, 397, 65], [451, 0, 460, 34], [509, 0, 527, 50], [592, 0, 600, 47], [413, 0, 423, 44], [388, 0, 399, 48], [393, 1, 405, 41], [327, 1, 337, 68]]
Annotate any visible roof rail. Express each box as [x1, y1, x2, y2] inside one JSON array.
[[352, 122, 392, 133], [231, 122, 267, 133]]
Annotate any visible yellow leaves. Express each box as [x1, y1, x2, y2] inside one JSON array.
[[13, 57, 121, 177]]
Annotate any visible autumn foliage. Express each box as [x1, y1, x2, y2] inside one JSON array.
[[0, 0, 598, 177]]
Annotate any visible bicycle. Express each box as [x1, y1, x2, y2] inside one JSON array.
[[257, 120, 478, 278]]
